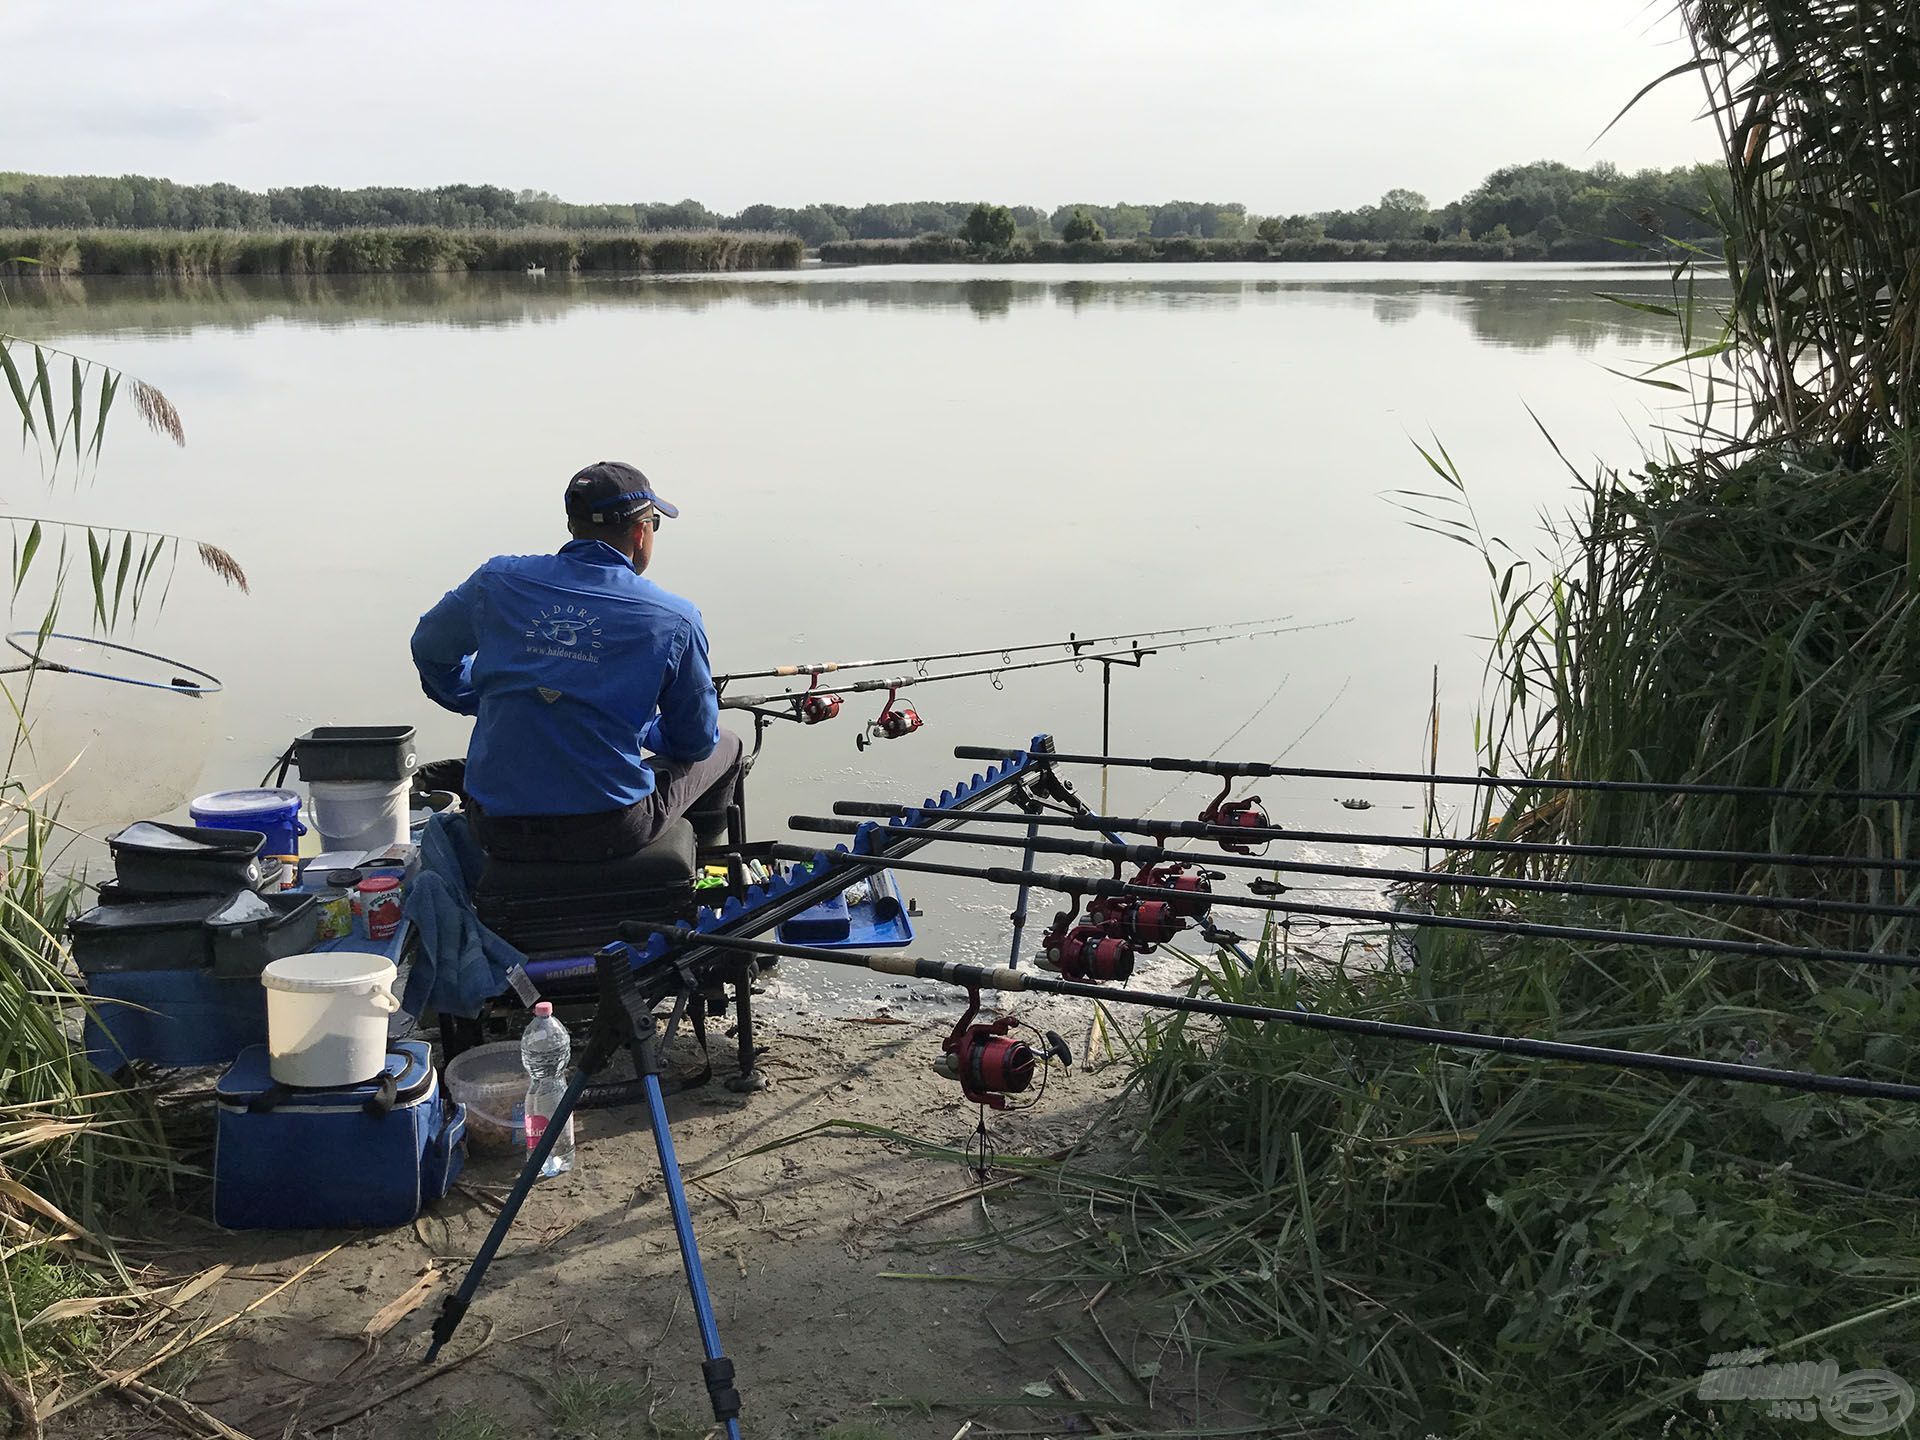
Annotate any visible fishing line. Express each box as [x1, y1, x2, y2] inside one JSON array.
[[1137, 672, 1290, 820]]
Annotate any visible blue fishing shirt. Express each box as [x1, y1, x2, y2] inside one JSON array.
[[409, 539, 719, 817]]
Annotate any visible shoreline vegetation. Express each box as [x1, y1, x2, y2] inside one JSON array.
[[816, 232, 1645, 265], [0, 227, 803, 278], [1, 158, 1722, 274]]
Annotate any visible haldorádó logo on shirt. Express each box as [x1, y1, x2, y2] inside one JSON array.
[[537, 687, 562, 704], [525, 606, 604, 663]]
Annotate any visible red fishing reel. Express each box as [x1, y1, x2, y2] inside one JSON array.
[[935, 987, 1070, 1109], [1198, 779, 1271, 855], [1089, 895, 1183, 951], [1037, 917, 1135, 981], [855, 686, 923, 750], [1132, 861, 1219, 919], [794, 673, 841, 725]]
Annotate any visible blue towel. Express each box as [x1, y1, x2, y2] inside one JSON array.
[[401, 812, 526, 1019]]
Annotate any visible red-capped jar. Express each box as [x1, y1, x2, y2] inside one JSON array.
[[354, 874, 403, 941]]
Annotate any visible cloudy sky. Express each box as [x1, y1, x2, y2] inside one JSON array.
[[5, 0, 1713, 213]]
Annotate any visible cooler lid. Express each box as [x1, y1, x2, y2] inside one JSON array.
[[216, 1040, 433, 1106], [191, 788, 302, 817]]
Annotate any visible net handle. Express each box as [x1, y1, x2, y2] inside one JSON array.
[[3, 630, 223, 695]]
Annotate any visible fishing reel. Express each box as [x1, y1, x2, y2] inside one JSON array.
[[934, 987, 1070, 1109], [793, 673, 841, 725], [1132, 861, 1220, 919], [855, 686, 923, 750], [1037, 915, 1135, 981], [1198, 779, 1271, 855], [1088, 895, 1183, 952]]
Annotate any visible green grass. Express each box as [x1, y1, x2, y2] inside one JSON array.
[[0, 227, 804, 278], [539, 1372, 656, 1440], [433, 1404, 511, 1440]]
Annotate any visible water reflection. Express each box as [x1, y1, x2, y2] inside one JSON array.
[[7, 264, 1722, 351]]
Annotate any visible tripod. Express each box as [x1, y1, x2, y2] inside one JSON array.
[[428, 942, 744, 1439]]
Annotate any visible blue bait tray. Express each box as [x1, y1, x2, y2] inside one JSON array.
[[778, 867, 914, 950]]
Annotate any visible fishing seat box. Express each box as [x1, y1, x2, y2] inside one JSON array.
[[213, 1041, 466, 1230], [474, 818, 698, 959]]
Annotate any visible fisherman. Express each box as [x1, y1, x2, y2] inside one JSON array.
[[410, 460, 743, 862]]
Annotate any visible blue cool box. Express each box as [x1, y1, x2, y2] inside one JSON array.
[[84, 967, 268, 1070], [213, 1040, 465, 1230]]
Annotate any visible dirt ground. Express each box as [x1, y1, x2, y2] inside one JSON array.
[[50, 981, 1279, 1440]]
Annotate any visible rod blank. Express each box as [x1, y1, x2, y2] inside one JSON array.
[[641, 926, 1920, 1105], [721, 621, 1336, 711], [715, 615, 1289, 686], [955, 744, 1920, 805], [789, 815, 1920, 922], [767, 844, 1920, 971], [833, 799, 1920, 876]]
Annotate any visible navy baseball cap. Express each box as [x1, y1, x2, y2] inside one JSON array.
[[564, 461, 680, 524]]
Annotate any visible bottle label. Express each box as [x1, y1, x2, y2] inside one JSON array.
[[525, 1111, 548, 1148]]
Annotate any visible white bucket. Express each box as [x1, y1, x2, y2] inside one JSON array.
[[310, 778, 409, 853], [261, 952, 401, 1087]]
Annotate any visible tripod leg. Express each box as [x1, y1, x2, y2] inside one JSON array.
[[638, 1048, 744, 1436], [427, 1064, 591, 1362]]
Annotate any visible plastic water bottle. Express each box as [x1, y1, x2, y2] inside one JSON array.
[[520, 1002, 574, 1177]]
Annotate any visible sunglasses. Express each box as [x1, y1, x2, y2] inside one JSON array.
[[638, 511, 663, 533]]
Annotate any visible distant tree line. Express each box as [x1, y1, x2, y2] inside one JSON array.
[[0, 161, 1723, 251]]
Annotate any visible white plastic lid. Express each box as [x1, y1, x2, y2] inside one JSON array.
[[191, 787, 302, 815], [261, 953, 397, 993]]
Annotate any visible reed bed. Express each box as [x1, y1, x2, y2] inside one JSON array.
[[0, 808, 175, 1392], [1021, 3, 1920, 1433], [0, 227, 804, 278]]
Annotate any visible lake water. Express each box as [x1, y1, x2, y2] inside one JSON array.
[[6, 262, 1713, 986]]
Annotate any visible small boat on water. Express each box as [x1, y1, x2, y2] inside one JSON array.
[[525, 263, 547, 278]]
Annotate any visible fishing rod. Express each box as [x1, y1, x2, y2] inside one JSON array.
[[721, 620, 1341, 714], [790, 816, 1920, 923], [637, 927, 1920, 1105], [833, 799, 1920, 877], [714, 615, 1291, 687], [955, 744, 1920, 806], [765, 843, 1920, 972]]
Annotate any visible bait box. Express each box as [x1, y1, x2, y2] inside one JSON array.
[[778, 867, 914, 950]]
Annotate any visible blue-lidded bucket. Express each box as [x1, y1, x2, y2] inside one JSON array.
[[189, 789, 307, 858]]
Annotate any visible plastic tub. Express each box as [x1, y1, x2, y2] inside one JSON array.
[[295, 725, 418, 782], [260, 952, 400, 1087], [443, 1041, 526, 1154], [191, 789, 307, 860], [310, 779, 409, 852]]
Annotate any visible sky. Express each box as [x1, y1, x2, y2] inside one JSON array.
[[3, 0, 1716, 215]]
